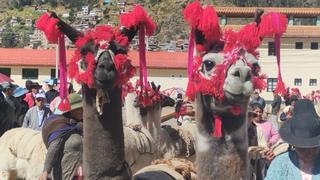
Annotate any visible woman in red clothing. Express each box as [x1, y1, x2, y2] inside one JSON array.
[[24, 82, 41, 108]]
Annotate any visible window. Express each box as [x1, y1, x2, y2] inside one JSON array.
[[50, 69, 60, 79], [310, 79, 317, 86], [295, 42, 303, 49], [311, 42, 319, 50], [22, 68, 38, 79], [0, 68, 11, 77], [267, 78, 277, 92], [268, 42, 275, 56], [293, 17, 317, 26], [294, 78, 302, 86]]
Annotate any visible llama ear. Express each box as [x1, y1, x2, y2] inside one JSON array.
[[195, 28, 206, 46], [48, 11, 83, 43], [151, 82, 157, 92], [120, 26, 139, 42], [254, 9, 264, 26]]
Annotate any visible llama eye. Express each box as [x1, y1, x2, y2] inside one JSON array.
[[203, 60, 215, 71]]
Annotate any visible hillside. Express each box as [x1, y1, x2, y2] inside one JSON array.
[[1, 0, 320, 48]]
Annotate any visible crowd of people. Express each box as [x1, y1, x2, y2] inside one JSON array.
[[2, 77, 320, 180], [247, 90, 320, 180], [0, 79, 83, 179]]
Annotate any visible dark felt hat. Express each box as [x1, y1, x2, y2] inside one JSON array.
[[280, 99, 320, 148]]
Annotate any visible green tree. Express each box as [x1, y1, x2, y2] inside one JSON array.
[[2, 26, 17, 48]]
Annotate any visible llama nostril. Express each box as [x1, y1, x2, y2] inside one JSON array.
[[99, 64, 106, 69], [233, 71, 240, 77], [245, 73, 252, 81]]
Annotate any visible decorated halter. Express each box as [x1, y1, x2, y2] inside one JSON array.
[[183, 1, 288, 137], [122, 80, 161, 108], [67, 25, 135, 88]]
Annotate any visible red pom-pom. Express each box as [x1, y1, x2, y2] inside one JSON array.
[[274, 79, 287, 96], [197, 6, 221, 43], [186, 80, 196, 101], [238, 23, 261, 53], [68, 52, 96, 87], [36, 13, 50, 31], [114, 54, 136, 85], [252, 74, 267, 91], [120, 5, 156, 36], [223, 28, 238, 52], [196, 44, 205, 53], [36, 13, 60, 43], [213, 115, 222, 138], [95, 25, 114, 42], [230, 105, 242, 116], [259, 12, 288, 38], [58, 98, 71, 112], [183, 1, 203, 28]]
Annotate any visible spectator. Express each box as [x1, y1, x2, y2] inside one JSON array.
[[0, 84, 10, 136], [1, 82, 20, 131], [45, 79, 59, 104], [248, 107, 267, 180], [24, 82, 42, 108], [13, 87, 29, 127], [40, 93, 83, 180], [266, 99, 320, 179], [22, 93, 52, 131], [25, 80, 33, 92], [279, 96, 298, 123], [252, 103, 280, 148], [271, 91, 282, 115], [250, 90, 266, 110]]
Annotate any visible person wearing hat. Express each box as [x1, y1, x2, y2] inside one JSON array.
[[1, 82, 20, 133], [13, 87, 29, 127], [40, 93, 83, 180], [45, 79, 59, 104], [266, 99, 320, 180], [24, 82, 42, 108], [250, 90, 266, 110], [22, 93, 52, 131]]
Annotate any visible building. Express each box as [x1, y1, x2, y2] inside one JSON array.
[[216, 7, 320, 100], [0, 7, 320, 101], [0, 48, 187, 92]]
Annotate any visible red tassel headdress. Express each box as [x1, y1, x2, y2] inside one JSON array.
[[120, 5, 157, 107], [68, 25, 136, 88], [259, 12, 288, 96], [36, 13, 70, 112]]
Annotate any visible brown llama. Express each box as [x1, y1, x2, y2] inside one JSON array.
[[183, 2, 276, 179]]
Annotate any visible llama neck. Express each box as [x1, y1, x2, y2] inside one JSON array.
[[195, 95, 249, 179], [145, 104, 162, 142], [124, 93, 143, 126], [82, 86, 131, 179]]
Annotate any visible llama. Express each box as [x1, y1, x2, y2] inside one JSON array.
[[0, 128, 47, 180], [182, 2, 285, 179], [123, 82, 196, 162], [53, 5, 156, 178]]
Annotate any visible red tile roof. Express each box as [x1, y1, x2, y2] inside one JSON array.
[[216, 7, 320, 17], [0, 48, 188, 69]]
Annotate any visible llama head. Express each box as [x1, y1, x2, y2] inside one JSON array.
[[63, 25, 136, 91], [123, 81, 175, 126], [183, 5, 266, 138]]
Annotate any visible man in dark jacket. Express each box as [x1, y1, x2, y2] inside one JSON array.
[[1, 82, 20, 134], [271, 91, 282, 115], [0, 87, 8, 136]]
